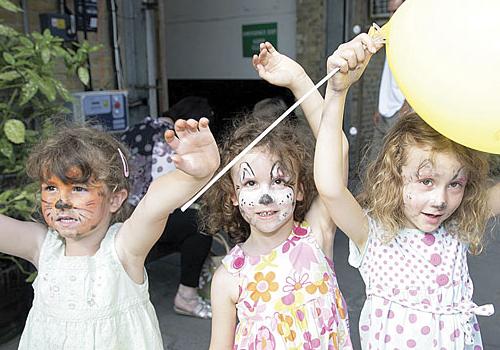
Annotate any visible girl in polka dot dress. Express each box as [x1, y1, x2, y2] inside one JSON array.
[[0, 119, 219, 349], [315, 33, 500, 349]]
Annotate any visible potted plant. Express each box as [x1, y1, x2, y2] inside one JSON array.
[[0, 0, 98, 343]]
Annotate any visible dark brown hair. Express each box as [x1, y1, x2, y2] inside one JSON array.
[[201, 113, 316, 244], [26, 124, 131, 223]]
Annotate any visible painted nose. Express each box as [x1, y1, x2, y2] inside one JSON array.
[[55, 199, 73, 210], [259, 194, 274, 205], [431, 188, 447, 211], [432, 201, 447, 211]]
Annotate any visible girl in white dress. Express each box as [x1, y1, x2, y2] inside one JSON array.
[[315, 33, 500, 349], [0, 118, 219, 350]]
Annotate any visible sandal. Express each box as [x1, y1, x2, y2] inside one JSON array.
[[174, 295, 212, 319]]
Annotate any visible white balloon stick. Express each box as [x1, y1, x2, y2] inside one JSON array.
[[181, 68, 339, 212]]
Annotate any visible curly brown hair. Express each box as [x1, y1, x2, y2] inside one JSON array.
[[201, 113, 316, 244], [26, 124, 131, 224], [358, 112, 490, 254]]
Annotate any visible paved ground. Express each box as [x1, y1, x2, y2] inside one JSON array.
[[1, 218, 499, 350]]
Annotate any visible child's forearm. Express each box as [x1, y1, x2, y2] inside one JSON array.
[[315, 89, 348, 199], [288, 72, 324, 138], [289, 72, 350, 162], [139, 169, 214, 222]]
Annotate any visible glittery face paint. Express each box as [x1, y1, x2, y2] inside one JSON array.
[[41, 167, 113, 240], [401, 146, 467, 232], [231, 150, 298, 234]]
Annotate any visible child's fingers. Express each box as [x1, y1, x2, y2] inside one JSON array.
[[337, 47, 358, 70], [254, 63, 270, 80], [351, 40, 367, 64], [174, 119, 188, 139], [186, 119, 199, 133], [165, 129, 180, 149], [258, 47, 269, 64], [198, 117, 210, 131], [264, 41, 276, 54], [252, 54, 259, 68], [357, 33, 378, 54], [328, 54, 349, 73]]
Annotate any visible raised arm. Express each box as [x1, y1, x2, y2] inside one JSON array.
[[253, 42, 324, 137], [314, 34, 381, 250], [253, 42, 351, 248], [117, 118, 220, 264]]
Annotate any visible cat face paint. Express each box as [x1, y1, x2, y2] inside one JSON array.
[[41, 167, 114, 240], [231, 150, 299, 234], [401, 146, 467, 232]]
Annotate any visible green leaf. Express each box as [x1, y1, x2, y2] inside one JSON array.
[[0, 0, 22, 12], [19, 80, 38, 105], [0, 23, 18, 36], [3, 52, 15, 64], [54, 80, 72, 101], [0, 189, 14, 201], [38, 79, 56, 101], [0, 137, 13, 159], [41, 47, 51, 64], [31, 32, 43, 40], [42, 28, 53, 40], [18, 36, 33, 48], [77, 66, 90, 86], [4, 119, 25, 144], [0, 70, 20, 81], [88, 44, 103, 53]]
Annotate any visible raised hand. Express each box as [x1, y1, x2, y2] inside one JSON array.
[[252, 42, 306, 89], [326, 33, 380, 94], [165, 118, 220, 179]]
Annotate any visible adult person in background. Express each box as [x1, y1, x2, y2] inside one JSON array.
[[121, 96, 214, 319]]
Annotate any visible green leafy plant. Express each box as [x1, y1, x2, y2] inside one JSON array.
[[0, 0, 99, 280]]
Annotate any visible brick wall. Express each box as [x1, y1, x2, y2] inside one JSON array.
[[296, 0, 327, 84], [0, 1, 116, 92], [295, 0, 387, 181]]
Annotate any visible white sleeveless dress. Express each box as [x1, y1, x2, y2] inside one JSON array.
[[18, 223, 163, 350]]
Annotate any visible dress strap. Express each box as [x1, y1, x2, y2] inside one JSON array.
[[38, 228, 64, 265], [221, 245, 246, 275], [292, 221, 310, 238]]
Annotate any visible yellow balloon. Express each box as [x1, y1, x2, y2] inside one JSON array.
[[386, 0, 500, 154]]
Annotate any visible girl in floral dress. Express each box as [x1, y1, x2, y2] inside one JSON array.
[[204, 41, 354, 350], [315, 33, 500, 349]]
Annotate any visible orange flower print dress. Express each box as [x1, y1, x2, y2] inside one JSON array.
[[221, 222, 353, 350]]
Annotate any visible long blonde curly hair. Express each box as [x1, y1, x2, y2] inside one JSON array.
[[358, 113, 490, 254], [200, 113, 316, 244]]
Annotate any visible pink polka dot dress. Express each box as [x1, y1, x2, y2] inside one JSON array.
[[349, 216, 494, 350]]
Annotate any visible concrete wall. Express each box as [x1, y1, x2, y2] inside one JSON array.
[[163, 0, 296, 80]]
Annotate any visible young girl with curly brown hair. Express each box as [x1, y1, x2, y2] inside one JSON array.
[[0, 118, 219, 349], [315, 33, 500, 350], [205, 42, 353, 349]]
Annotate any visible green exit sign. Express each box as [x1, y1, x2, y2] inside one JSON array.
[[242, 23, 277, 57]]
